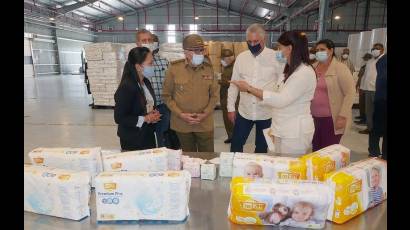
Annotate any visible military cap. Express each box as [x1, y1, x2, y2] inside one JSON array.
[[183, 34, 204, 50]]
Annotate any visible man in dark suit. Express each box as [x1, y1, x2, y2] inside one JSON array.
[[368, 54, 387, 160]]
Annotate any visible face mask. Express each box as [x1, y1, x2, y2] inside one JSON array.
[[247, 42, 262, 56], [221, 59, 228, 67], [191, 54, 204, 66], [142, 66, 155, 78], [371, 49, 381, 57], [342, 54, 349, 59], [309, 54, 316, 60], [315, 51, 328, 62], [275, 51, 287, 63]]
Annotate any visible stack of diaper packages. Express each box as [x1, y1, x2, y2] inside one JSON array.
[[228, 177, 333, 229], [95, 170, 191, 223], [219, 152, 234, 177], [301, 144, 351, 181], [24, 164, 91, 220], [232, 153, 307, 180], [200, 161, 217, 180], [102, 147, 182, 172], [181, 156, 206, 178], [325, 157, 387, 224], [28, 147, 103, 187]]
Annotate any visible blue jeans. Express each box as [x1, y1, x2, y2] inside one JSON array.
[[155, 103, 171, 147], [230, 113, 271, 153]]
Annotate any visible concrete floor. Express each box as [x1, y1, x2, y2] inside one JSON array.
[[24, 74, 370, 162]]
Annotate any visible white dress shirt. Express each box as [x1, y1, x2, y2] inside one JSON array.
[[262, 63, 317, 138], [360, 54, 384, 91], [227, 47, 285, 121]]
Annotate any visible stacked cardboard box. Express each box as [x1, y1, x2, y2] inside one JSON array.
[[84, 43, 127, 106], [158, 43, 185, 62], [207, 41, 222, 73], [221, 41, 234, 52], [233, 42, 248, 58]]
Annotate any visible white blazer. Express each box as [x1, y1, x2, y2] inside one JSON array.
[[262, 63, 317, 139]]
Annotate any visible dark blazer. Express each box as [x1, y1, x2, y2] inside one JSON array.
[[375, 54, 387, 102], [114, 77, 157, 150]]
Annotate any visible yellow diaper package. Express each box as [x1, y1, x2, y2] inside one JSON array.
[[28, 147, 102, 187], [228, 177, 332, 229], [325, 158, 387, 224], [301, 144, 350, 181], [232, 153, 306, 180], [24, 164, 91, 220]]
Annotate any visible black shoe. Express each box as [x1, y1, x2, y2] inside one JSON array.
[[355, 115, 363, 119], [224, 138, 232, 144], [354, 120, 366, 125], [359, 129, 370, 134], [368, 154, 380, 158]]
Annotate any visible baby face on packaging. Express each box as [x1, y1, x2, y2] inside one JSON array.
[[292, 202, 314, 222], [371, 168, 381, 188], [244, 162, 263, 179]]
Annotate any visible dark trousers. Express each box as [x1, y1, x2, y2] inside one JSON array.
[[312, 116, 343, 152], [155, 103, 171, 147], [369, 100, 387, 159], [120, 136, 156, 151], [359, 89, 366, 119], [230, 113, 271, 153]]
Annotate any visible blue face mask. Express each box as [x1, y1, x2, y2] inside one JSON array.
[[315, 51, 328, 62], [275, 50, 287, 63], [142, 66, 155, 78], [247, 42, 262, 56], [191, 54, 204, 66]]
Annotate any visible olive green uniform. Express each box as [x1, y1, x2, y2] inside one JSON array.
[[162, 58, 219, 152]]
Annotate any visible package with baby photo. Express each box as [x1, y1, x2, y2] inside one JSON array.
[[228, 177, 332, 229]]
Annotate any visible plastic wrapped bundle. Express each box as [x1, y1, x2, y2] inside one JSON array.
[[325, 158, 387, 224], [182, 157, 206, 178], [228, 177, 332, 229], [24, 164, 91, 220], [95, 170, 191, 223], [301, 144, 350, 181], [28, 147, 102, 187]]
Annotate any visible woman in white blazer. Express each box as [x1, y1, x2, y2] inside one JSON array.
[[230, 31, 317, 155]]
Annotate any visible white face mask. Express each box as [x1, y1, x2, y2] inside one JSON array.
[[221, 59, 228, 67], [371, 49, 381, 57], [309, 54, 316, 60], [342, 54, 349, 59], [315, 51, 328, 62]]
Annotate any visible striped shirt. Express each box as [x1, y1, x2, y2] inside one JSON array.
[[370, 186, 384, 205], [151, 53, 169, 105]]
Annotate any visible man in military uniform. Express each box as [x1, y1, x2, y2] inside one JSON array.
[[162, 34, 219, 152], [219, 49, 238, 144]]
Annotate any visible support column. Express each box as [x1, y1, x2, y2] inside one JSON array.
[[364, 0, 371, 30], [317, 0, 329, 41]]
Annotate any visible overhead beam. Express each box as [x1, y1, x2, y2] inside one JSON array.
[[271, 0, 319, 29], [116, 0, 139, 11], [57, 0, 99, 14], [99, 0, 126, 14], [253, 0, 285, 12]]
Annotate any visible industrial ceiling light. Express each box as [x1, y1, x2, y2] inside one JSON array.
[[334, 15, 341, 20], [118, 16, 124, 21], [195, 16, 199, 20], [83, 24, 90, 28], [49, 17, 55, 21], [266, 16, 272, 20]]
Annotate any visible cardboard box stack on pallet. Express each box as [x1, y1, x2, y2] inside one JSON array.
[[206, 41, 222, 74], [158, 43, 185, 62], [84, 43, 128, 107], [233, 42, 248, 58]]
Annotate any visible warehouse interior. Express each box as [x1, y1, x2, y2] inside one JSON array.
[[24, 0, 387, 229]]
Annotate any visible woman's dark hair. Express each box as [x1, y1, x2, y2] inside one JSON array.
[[277, 31, 310, 82], [119, 47, 151, 86], [316, 39, 336, 57]]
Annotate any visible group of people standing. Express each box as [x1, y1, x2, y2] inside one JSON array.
[[113, 23, 386, 160]]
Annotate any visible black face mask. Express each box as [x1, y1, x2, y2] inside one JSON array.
[[247, 42, 263, 56]]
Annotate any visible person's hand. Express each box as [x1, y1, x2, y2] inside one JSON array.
[[228, 112, 236, 124], [335, 116, 347, 130], [180, 113, 200, 125], [356, 84, 360, 93], [229, 80, 250, 92], [194, 112, 209, 122], [144, 110, 161, 124]]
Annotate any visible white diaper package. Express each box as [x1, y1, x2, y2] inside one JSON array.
[[200, 162, 217, 180], [228, 177, 333, 229], [95, 170, 191, 223], [24, 164, 91, 220], [182, 157, 205, 178], [28, 147, 102, 187], [219, 152, 234, 177], [102, 147, 182, 172], [232, 153, 307, 180]]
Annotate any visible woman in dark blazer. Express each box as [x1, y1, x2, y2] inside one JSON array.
[[114, 47, 161, 151]]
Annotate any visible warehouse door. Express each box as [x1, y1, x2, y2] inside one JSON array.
[[24, 38, 34, 77]]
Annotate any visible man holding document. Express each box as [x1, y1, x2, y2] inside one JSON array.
[[227, 24, 285, 153]]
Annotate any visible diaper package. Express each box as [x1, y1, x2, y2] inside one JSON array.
[[228, 177, 332, 229], [24, 164, 91, 220], [200, 161, 217, 180], [28, 147, 102, 187], [232, 153, 307, 180], [325, 158, 387, 224], [95, 170, 191, 223], [219, 152, 234, 177], [182, 157, 206, 178], [301, 144, 351, 181], [166, 148, 182, 170]]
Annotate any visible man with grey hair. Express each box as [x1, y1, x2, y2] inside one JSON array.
[[227, 23, 285, 153]]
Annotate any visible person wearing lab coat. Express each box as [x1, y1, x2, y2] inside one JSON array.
[[230, 31, 317, 155]]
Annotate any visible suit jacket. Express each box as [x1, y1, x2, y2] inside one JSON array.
[[375, 54, 387, 101], [114, 77, 157, 148]]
